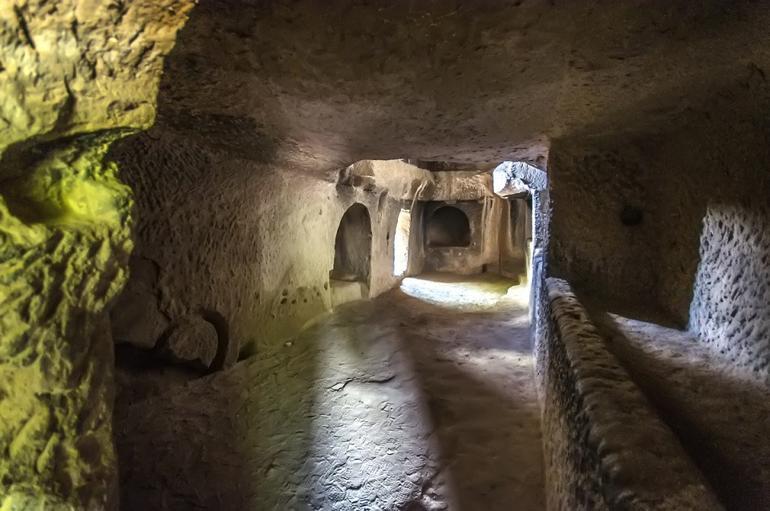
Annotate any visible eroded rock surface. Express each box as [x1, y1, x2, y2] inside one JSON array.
[[0, 1, 192, 507], [160, 315, 219, 370], [537, 278, 721, 511], [4, 1, 770, 508]]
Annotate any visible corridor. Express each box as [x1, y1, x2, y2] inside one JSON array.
[[115, 274, 545, 510]]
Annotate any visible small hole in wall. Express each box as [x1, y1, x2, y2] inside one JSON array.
[[620, 205, 643, 226], [280, 298, 287, 305]]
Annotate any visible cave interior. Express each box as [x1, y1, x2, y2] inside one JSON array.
[[1, 1, 770, 510]]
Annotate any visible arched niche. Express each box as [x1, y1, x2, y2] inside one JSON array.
[[426, 206, 471, 248], [330, 203, 372, 283]]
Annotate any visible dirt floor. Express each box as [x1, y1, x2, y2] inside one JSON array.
[[590, 309, 770, 511], [115, 273, 546, 510]]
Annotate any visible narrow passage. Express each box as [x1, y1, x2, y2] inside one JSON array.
[[116, 274, 545, 510]]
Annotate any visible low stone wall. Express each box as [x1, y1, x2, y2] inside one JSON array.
[[536, 277, 723, 511]]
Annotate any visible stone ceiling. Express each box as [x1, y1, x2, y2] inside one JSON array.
[[154, 0, 770, 171]]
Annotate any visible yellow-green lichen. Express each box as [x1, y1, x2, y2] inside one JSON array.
[[0, 134, 132, 509], [0, 0, 194, 506]]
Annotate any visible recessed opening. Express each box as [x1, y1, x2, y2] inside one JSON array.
[[620, 205, 644, 226], [329, 203, 372, 308], [426, 206, 471, 247], [330, 203, 372, 283], [393, 208, 411, 276]]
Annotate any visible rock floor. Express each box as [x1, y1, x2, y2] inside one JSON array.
[[591, 310, 770, 511], [115, 273, 545, 510]]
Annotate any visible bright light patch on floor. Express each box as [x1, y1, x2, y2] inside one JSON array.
[[400, 275, 526, 310], [306, 320, 445, 508]]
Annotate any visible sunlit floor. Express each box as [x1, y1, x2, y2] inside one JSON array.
[[115, 273, 545, 510], [401, 273, 530, 311]]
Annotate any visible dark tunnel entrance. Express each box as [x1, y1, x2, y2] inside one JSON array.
[[426, 206, 471, 248]]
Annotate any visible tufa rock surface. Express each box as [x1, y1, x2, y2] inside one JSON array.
[[0, 0, 192, 508]]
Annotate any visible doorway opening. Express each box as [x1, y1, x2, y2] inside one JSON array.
[[393, 208, 411, 277]]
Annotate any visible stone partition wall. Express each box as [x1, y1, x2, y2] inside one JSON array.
[[536, 278, 721, 511], [688, 203, 770, 383]]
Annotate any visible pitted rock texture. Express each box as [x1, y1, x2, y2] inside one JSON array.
[[537, 278, 721, 511], [642, 120, 770, 384], [548, 112, 770, 383], [689, 204, 770, 383], [648, 117, 770, 337], [115, 275, 545, 510], [0, 1, 191, 507]]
